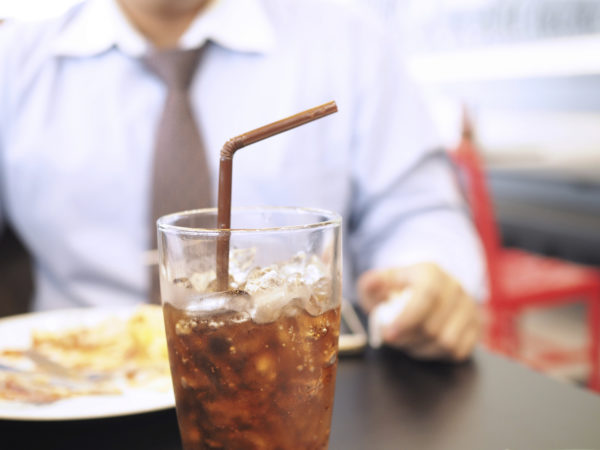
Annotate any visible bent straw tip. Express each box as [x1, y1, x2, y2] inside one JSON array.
[[220, 100, 339, 159]]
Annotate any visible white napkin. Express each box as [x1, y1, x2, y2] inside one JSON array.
[[368, 289, 412, 348]]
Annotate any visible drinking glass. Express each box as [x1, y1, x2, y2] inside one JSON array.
[[157, 207, 342, 449]]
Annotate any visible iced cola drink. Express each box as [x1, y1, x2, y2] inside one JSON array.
[[157, 208, 342, 449]]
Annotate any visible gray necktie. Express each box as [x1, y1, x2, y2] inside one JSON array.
[[143, 48, 212, 303]]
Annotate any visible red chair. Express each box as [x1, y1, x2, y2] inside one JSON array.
[[449, 113, 600, 391]]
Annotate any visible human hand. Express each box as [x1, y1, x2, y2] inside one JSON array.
[[357, 263, 481, 362]]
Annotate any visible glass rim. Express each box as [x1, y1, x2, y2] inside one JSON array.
[[157, 206, 342, 235]]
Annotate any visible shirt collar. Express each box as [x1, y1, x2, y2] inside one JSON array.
[[53, 0, 276, 57]]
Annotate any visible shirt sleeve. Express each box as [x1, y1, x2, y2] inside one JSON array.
[[347, 26, 486, 301]]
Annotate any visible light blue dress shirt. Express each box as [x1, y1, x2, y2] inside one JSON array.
[[0, 0, 485, 311]]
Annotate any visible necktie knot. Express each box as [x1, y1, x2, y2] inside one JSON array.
[[143, 47, 203, 91]]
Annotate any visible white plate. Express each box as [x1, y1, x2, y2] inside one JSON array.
[[0, 307, 175, 421]]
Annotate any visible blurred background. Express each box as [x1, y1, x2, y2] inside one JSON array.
[[2, 0, 599, 387], [362, 0, 600, 266], [356, 0, 600, 388]]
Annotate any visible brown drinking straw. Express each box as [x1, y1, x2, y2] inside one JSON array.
[[216, 100, 338, 290]]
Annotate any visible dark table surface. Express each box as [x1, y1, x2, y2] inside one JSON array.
[[2, 347, 600, 450]]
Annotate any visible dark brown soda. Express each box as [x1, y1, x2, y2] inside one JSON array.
[[163, 300, 340, 450]]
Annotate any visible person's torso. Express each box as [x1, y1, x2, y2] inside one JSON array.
[[1, 1, 370, 309]]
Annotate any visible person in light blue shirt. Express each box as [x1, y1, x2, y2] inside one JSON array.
[[0, 0, 485, 361]]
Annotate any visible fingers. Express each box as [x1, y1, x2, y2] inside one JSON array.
[[397, 314, 480, 362], [403, 341, 446, 360], [383, 264, 443, 342], [454, 319, 481, 361], [383, 282, 436, 343], [357, 268, 409, 313], [365, 263, 481, 362], [435, 292, 476, 356], [421, 277, 463, 339], [357, 270, 385, 312]]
